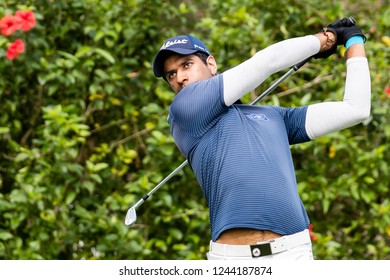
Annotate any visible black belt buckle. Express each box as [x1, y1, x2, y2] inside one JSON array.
[[250, 243, 272, 258]]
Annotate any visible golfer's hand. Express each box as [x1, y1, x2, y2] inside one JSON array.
[[314, 17, 365, 59], [313, 30, 337, 59], [327, 25, 366, 46]]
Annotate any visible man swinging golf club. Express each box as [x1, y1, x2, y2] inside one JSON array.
[[152, 17, 370, 260]]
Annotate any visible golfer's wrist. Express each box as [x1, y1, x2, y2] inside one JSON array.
[[346, 43, 366, 59], [346, 35, 365, 50]]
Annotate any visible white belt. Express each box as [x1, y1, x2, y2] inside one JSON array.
[[209, 229, 311, 258]]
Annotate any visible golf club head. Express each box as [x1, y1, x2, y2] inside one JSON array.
[[125, 207, 137, 226]]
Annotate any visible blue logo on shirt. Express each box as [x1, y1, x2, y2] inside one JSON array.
[[246, 114, 269, 122]]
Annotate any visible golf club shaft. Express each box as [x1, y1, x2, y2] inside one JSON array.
[[131, 159, 189, 209], [250, 56, 311, 105], [126, 57, 311, 221]]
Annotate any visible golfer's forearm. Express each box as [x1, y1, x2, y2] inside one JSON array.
[[305, 57, 371, 139], [222, 35, 320, 106]]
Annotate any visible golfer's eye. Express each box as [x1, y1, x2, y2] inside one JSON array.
[[184, 62, 193, 68], [167, 72, 176, 80]]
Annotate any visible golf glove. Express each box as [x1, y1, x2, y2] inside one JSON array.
[[314, 18, 366, 59], [326, 25, 367, 46]]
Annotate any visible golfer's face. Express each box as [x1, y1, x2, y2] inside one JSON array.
[[164, 54, 216, 94]]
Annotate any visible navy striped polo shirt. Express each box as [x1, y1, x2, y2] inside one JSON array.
[[168, 74, 311, 241]]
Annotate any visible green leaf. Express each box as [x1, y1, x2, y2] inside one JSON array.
[[40, 209, 56, 223], [93, 162, 109, 172], [0, 127, 10, 134], [300, 93, 312, 105], [90, 174, 103, 184], [65, 191, 77, 204], [0, 231, 13, 241], [57, 50, 79, 62], [94, 48, 115, 63], [15, 152, 30, 162], [75, 46, 92, 57], [168, 228, 183, 241]]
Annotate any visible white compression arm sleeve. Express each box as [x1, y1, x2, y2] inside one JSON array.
[[305, 57, 371, 139], [222, 35, 320, 106]]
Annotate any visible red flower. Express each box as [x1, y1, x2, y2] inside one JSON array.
[[308, 224, 318, 241], [6, 39, 25, 60], [14, 10, 36, 32], [385, 86, 390, 97], [1, 10, 35, 60], [0, 14, 18, 36]]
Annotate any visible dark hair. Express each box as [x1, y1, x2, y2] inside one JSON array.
[[193, 51, 209, 65]]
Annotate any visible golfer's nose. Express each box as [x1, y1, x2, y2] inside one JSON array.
[[176, 70, 188, 85]]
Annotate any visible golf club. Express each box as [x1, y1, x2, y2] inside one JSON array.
[[124, 16, 358, 226]]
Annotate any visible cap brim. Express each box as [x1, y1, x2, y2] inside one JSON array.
[[153, 48, 198, 77]]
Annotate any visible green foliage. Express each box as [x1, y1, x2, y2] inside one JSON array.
[[0, 0, 389, 260]]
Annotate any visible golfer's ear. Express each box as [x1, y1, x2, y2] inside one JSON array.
[[207, 55, 218, 75]]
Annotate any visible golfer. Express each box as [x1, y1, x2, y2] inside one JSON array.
[[152, 19, 370, 260]]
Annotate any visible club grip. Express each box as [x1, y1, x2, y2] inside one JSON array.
[[347, 16, 356, 25], [329, 16, 356, 28]]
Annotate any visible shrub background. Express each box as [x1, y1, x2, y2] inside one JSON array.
[[0, 0, 389, 260]]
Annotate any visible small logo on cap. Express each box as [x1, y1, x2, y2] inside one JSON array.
[[194, 44, 207, 52]]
